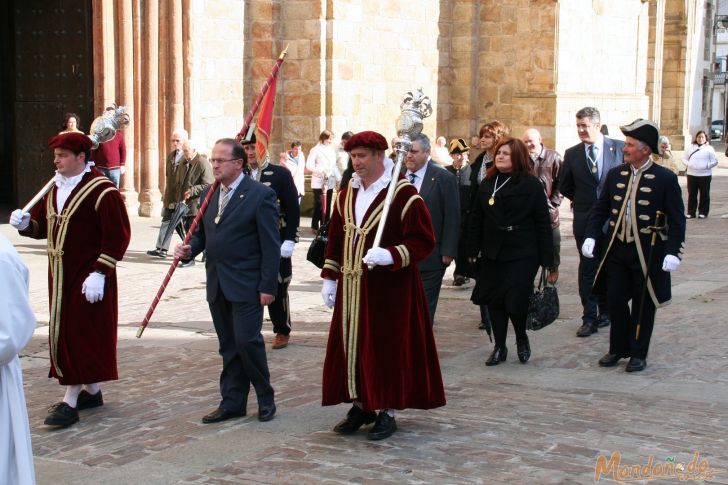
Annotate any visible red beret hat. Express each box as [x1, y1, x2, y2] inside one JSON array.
[[48, 132, 93, 154], [344, 131, 388, 152]]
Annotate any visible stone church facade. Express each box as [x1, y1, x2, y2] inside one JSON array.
[[0, 0, 711, 214]]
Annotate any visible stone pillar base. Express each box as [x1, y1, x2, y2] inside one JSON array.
[[120, 189, 140, 214], [138, 198, 162, 217]]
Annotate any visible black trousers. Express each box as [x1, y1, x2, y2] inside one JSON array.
[[686, 175, 712, 217], [605, 239, 657, 359], [574, 235, 609, 325], [311, 188, 333, 229], [420, 266, 446, 324], [208, 287, 274, 412], [487, 296, 528, 348], [267, 257, 292, 336]]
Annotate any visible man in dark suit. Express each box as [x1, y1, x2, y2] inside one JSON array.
[[582, 119, 685, 372], [560, 107, 624, 337], [243, 133, 300, 350], [175, 138, 280, 423], [404, 133, 460, 323]]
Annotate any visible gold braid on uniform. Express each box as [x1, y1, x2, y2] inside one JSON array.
[[340, 179, 409, 399], [46, 177, 109, 377]]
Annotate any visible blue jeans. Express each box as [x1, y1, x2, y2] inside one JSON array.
[[97, 167, 121, 187]]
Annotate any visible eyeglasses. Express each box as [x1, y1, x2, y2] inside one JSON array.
[[210, 158, 241, 164], [172, 139, 182, 142]]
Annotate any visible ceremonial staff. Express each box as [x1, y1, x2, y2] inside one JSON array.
[[635, 210, 665, 340], [20, 106, 130, 213], [137, 46, 289, 338], [367, 88, 432, 269]]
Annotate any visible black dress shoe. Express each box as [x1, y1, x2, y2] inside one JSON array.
[[598, 353, 622, 367], [576, 323, 597, 337], [44, 402, 79, 428], [367, 411, 397, 440], [77, 390, 103, 410], [146, 248, 167, 258], [201, 407, 245, 424], [597, 316, 611, 328], [178, 259, 195, 268], [625, 357, 647, 372], [516, 338, 531, 363], [333, 405, 377, 434], [258, 403, 276, 422], [485, 346, 507, 366]]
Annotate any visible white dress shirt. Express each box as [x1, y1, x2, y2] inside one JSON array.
[[54, 163, 93, 212], [405, 162, 429, 193], [352, 158, 394, 226]]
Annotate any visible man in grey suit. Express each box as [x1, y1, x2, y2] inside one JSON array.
[[560, 107, 624, 337], [175, 138, 280, 424], [405, 133, 461, 323]]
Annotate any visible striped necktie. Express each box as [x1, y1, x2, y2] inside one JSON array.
[[215, 186, 231, 224]]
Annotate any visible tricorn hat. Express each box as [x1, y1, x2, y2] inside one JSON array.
[[344, 131, 388, 152], [620, 119, 660, 154], [449, 138, 469, 154], [241, 124, 256, 145]]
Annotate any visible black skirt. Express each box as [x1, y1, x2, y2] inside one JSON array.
[[470, 256, 540, 312]]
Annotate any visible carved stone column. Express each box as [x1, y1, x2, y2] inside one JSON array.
[[117, 0, 139, 210], [139, 0, 161, 217]]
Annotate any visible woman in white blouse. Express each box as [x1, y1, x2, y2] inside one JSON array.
[[682, 130, 718, 218], [306, 130, 339, 230]]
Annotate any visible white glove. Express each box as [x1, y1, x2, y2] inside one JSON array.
[[581, 238, 596, 259], [362, 247, 394, 267], [82, 272, 106, 303], [662, 254, 680, 272], [280, 240, 296, 258], [9, 209, 30, 230], [120, 166, 126, 175], [321, 279, 337, 309]]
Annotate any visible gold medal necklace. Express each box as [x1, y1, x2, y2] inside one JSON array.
[[489, 173, 511, 206]]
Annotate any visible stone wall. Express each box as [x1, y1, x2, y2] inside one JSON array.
[[553, 0, 650, 154], [90, 0, 706, 215], [188, 0, 246, 151]]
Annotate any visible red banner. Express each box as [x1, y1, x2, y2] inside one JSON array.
[[255, 73, 278, 161]]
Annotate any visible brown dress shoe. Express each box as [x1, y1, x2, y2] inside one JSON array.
[[272, 334, 290, 349]]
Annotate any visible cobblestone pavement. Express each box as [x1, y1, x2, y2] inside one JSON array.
[[3, 170, 728, 484]]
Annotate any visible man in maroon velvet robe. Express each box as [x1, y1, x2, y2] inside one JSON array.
[[320, 131, 446, 440], [10, 132, 130, 428]]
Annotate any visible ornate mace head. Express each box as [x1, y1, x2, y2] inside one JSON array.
[[395, 88, 433, 146], [88, 105, 131, 149]]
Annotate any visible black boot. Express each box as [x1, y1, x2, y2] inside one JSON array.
[[485, 346, 507, 366], [516, 337, 531, 363]]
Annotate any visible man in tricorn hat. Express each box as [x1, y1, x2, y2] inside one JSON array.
[[319, 130, 445, 440], [581, 119, 686, 372], [445, 138, 472, 286], [9, 132, 131, 428], [242, 131, 300, 350]]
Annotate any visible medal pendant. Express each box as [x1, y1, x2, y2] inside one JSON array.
[[591, 165, 598, 174], [214, 215, 221, 224], [488, 197, 495, 206]]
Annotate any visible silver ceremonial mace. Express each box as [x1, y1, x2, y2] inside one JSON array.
[[21, 106, 131, 213], [367, 88, 432, 269]]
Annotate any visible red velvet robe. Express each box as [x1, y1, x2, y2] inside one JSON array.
[[321, 176, 446, 411], [22, 168, 130, 385]]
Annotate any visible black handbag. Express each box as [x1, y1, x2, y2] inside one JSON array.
[[306, 221, 329, 269], [526, 267, 559, 331]]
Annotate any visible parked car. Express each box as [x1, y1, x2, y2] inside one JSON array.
[[710, 119, 724, 140]]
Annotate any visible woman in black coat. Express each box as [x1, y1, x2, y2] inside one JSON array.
[[467, 137, 554, 365]]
